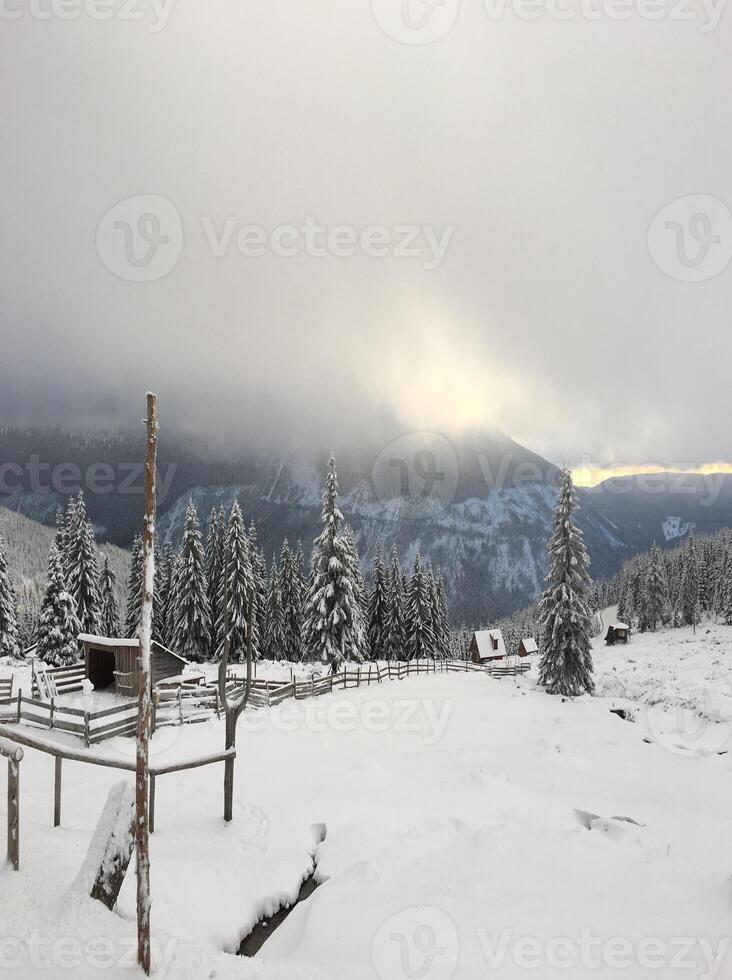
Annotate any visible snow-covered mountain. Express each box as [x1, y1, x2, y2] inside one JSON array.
[[2, 426, 730, 625]]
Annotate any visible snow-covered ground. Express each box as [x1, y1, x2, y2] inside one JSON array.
[[2, 624, 732, 978], [593, 609, 732, 756]]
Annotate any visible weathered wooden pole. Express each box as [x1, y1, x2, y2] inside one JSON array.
[[136, 392, 158, 975], [0, 737, 23, 870], [54, 756, 62, 827]]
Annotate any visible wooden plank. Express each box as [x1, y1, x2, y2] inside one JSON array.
[[150, 747, 235, 777], [89, 702, 138, 721]]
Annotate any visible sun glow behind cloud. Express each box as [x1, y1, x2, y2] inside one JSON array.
[[375, 314, 530, 435], [572, 462, 732, 487]]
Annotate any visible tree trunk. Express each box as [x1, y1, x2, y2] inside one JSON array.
[[136, 392, 158, 976]]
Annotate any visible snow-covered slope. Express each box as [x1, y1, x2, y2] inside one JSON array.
[[0, 507, 129, 611], [1, 664, 731, 978], [593, 611, 732, 756]]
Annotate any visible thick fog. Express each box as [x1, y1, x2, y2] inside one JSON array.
[[1, 0, 730, 469]]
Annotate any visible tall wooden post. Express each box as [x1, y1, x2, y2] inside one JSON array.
[[136, 392, 158, 975]]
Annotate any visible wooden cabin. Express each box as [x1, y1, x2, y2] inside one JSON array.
[[79, 634, 189, 697], [605, 623, 631, 646], [518, 637, 538, 658], [469, 629, 506, 663]]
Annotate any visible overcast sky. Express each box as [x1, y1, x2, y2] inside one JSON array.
[[1, 0, 731, 469]]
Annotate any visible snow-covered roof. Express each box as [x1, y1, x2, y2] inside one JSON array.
[[521, 637, 538, 654], [472, 629, 506, 659], [610, 623, 630, 631], [78, 634, 140, 649]]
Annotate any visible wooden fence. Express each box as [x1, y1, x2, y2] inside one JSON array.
[[6, 691, 138, 746], [2, 657, 531, 744]]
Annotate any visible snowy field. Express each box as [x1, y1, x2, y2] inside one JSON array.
[[2, 634, 732, 979], [593, 610, 732, 757]]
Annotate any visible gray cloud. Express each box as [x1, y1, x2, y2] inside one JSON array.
[[1, 0, 731, 466]]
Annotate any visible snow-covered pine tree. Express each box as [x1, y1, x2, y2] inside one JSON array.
[[302, 455, 365, 671], [64, 491, 101, 635], [263, 560, 286, 659], [405, 553, 435, 661], [98, 554, 120, 637], [248, 520, 267, 660], [433, 572, 450, 657], [537, 467, 595, 696], [153, 541, 174, 646], [0, 535, 20, 659], [279, 539, 303, 662], [123, 535, 144, 638], [37, 545, 81, 666], [169, 500, 211, 662], [723, 569, 732, 626], [682, 533, 701, 630], [205, 508, 224, 658], [366, 544, 389, 661], [61, 494, 80, 578], [384, 548, 406, 662], [343, 525, 368, 621], [54, 506, 68, 558], [644, 543, 669, 631], [218, 500, 256, 661]]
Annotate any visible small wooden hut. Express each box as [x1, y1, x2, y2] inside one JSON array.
[[518, 637, 538, 658], [79, 634, 189, 697], [469, 629, 506, 664], [605, 623, 631, 646]]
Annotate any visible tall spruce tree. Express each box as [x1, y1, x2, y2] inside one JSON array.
[[279, 539, 303, 662], [537, 468, 595, 696], [154, 541, 174, 645], [367, 544, 389, 661], [98, 555, 120, 637], [644, 543, 669, 631], [682, 534, 701, 630], [0, 536, 20, 659], [169, 500, 211, 661], [205, 508, 225, 658], [384, 548, 406, 662], [64, 491, 101, 635], [248, 520, 267, 660], [218, 500, 256, 661], [405, 553, 435, 660], [124, 534, 144, 638], [302, 455, 365, 670], [37, 545, 81, 666], [263, 560, 286, 660], [433, 572, 450, 657]]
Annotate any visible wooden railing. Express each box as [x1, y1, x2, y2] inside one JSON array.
[[5, 691, 138, 745]]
